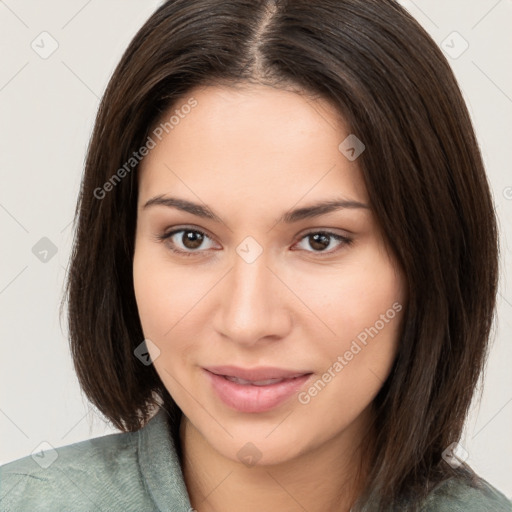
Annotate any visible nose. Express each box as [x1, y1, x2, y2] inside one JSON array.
[[213, 249, 293, 347]]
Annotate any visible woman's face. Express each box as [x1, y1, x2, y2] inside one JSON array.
[[133, 84, 406, 466]]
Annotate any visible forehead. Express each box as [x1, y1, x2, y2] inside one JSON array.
[[138, 84, 369, 211]]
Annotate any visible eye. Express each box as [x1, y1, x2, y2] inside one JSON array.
[[156, 227, 218, 257], [293, 231, 353, 255], [156, 227, 353, 258]]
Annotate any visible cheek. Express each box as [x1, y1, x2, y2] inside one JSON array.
[[296, 245, 405, 411], [133, 245, 165, 336], [133, 244, 196, 400], [339, 267, 403, 344], [132, 242, 211, 377], [133, 242, 200, 337], [298, 290, 403, 433], [292, 247, 404, 347], [337, 262, 404, 374]]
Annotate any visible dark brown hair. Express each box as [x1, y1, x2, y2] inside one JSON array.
[[62, 0, 499, 510]]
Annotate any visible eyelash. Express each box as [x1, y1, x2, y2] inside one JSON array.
[[155, 226, 353, 258]]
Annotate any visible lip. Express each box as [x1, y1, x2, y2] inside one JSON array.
[[204, 365, 311, 381], [203, 367, 313, 413]]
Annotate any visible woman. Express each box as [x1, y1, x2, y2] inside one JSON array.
[[1, 0, 510, 510]]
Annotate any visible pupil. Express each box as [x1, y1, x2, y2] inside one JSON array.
[[183, 230, 203, 249], [310, 233, 329, 251]]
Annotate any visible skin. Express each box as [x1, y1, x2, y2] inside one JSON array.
[[133, 83, 406, 512]]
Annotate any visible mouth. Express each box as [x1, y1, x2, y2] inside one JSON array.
[[220, 375, 305, 386], [204, 365, 312, 382], [203, 367, 314, 413]]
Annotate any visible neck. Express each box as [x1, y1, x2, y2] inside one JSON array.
[[179, 409, 374, 512]]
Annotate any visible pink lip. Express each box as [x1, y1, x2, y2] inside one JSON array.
[[203, 368, 313, 413]]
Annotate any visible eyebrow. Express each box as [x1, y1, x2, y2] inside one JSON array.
[[142, 195, 370, 223]]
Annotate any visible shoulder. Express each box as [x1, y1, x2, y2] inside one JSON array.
[[420, 472, 512, 512], [0, 428, 153, 512]]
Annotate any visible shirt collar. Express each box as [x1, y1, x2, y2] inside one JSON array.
[[138, 407, 192, 511]]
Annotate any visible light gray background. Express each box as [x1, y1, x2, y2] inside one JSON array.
[[1, 0, 511, 498]]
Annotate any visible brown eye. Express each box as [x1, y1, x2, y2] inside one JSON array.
[[308, 233, 330, 251], [295, 231, 353, 255], [180, 230, 205, 249], [158, 228, 217, 257]]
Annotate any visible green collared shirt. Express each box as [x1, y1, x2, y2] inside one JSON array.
[[1, 408, 510, 511]]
